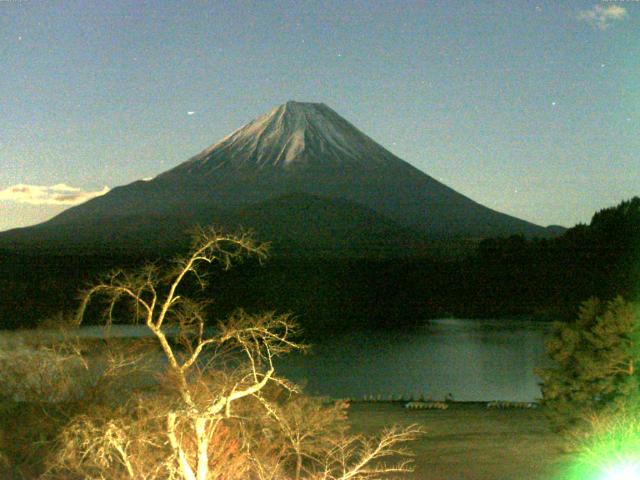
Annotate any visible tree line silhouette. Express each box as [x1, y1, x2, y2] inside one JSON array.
[[0, 197, 637, 332]]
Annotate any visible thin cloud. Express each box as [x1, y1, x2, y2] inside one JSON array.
[[0, 183, 109, 206], [578, 4, 628, 30]]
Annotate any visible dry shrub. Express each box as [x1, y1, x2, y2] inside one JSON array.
[[0, 420, 11, 475], [0, 399, 71, 479], [44, 382, 396, 480], [46, 399, 173, 480], [0, 327, 92, 403]]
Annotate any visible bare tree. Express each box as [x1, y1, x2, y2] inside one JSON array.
[[43, 228, 422, 480]]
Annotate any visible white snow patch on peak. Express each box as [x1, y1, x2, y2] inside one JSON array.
[[187, 101, 402, 171]]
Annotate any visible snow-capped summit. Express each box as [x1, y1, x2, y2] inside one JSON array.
[[166, 101, 399, 175]]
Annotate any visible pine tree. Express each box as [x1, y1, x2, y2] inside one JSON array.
[[537, 296, 640, 433]]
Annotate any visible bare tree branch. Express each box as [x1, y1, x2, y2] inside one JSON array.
[[37, 228, 422, 480]]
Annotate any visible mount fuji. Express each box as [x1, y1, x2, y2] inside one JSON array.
[[0, 101, 554, 255]]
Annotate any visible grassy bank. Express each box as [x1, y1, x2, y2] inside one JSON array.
[[347, 402, 570, 480]]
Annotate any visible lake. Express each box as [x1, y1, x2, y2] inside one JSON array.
[[276, 318, 553, 402], [0, 318, 554, 403]]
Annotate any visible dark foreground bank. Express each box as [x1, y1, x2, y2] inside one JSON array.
[[347, 402, 569, 480]]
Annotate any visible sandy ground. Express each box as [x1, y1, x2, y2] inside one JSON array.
[[347, 402, 571, 480]]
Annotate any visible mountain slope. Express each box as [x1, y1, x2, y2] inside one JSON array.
[[0, 192, 427, 255], [224, 193, 427, 257]]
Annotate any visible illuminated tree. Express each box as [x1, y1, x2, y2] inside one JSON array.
[[41, 228, 421, 480]]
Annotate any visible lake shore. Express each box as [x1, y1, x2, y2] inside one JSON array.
[[347, 402, 570, 480]]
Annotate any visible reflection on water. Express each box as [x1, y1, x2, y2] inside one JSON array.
[[276, 319, 553, 402]]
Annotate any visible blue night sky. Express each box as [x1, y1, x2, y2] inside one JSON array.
[[1, 1, 638, 232]]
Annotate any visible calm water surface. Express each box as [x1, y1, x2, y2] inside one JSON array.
[[276, 318, 553, 402], [1, 319, 553, 403]]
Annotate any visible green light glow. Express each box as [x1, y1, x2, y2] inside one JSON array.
[[602, 462, 640, 480], [562, 454, 640, 480], [558, 408, 640, 480]]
